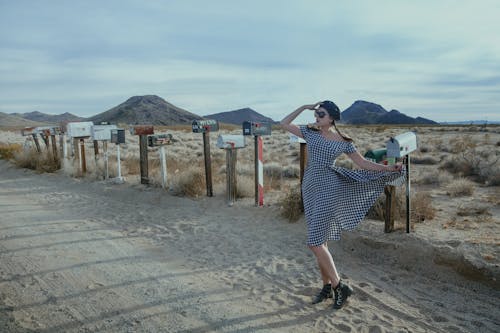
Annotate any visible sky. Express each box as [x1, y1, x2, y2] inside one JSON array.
[[1, 0, 499, 123]]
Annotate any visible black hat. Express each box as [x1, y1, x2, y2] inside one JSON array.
[[319, 100, 340, 121]]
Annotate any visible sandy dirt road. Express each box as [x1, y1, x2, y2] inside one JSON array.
[[0, 161, 499, 332]]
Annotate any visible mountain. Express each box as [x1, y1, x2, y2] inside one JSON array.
[[89, 95, 202, 125], [0, 112, 50, 127], [341, 101, 437, 125], [11, 111, 84, 124], [204, 108, 275, 125]]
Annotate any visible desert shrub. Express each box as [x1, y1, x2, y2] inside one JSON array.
[[457, 204, 491, 217], [263, 162, 283, 178], [279, 185, 303, 222], [13, 149, 60, 173], [282, 165, 300, 178], [236, 175, 254, 198], [411, 156, 440, 165], [446, 178, 475, 197], [415, 170, 453, 185], [478, 162, 500, 186], [367, 189, 435, 223], [0, 142, 22, 159], [440, 145, 498, 184], [169, 166, 205, 197]]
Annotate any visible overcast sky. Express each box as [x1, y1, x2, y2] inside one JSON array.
[[1, 0, 499, 123]]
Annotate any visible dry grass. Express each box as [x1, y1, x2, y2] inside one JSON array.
[[13, 149, 60, 173], [279, 185, 303, 222], [169, 166, 205, 197], [0, 142, 22, 160], [446, 178, 475, 197]]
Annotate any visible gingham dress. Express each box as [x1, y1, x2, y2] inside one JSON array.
[[300, 126, 404, 246]]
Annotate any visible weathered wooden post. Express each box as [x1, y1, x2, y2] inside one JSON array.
[[384, 186, 396, 232], [21, 127, 40, 152], [192, 119, 219, 197], [129, 125, 154, 185], [217, 134, 246, 206], [243, 121, 272, 206], [67, 121, 94, 176], [148, 134, 173, 189], [91, 124, 118, 179]]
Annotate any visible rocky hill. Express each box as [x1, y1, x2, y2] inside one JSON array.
[[89, 95, 202, 125], [0, 112, 50, 128], [10, 111, 84, 124], [341, 101, 436, 125], [204, 108, 276, 125]]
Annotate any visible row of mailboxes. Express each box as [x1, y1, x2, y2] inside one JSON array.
[[21, 126, 61, 136]]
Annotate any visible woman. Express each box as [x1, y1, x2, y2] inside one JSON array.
[[280, 101, 404, 309]]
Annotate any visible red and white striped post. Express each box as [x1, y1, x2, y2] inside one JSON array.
[[255, 136, 264, 206]]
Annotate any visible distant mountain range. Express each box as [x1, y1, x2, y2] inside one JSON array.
[[341, 100, 437, 125], [1, 95, 444, 128]]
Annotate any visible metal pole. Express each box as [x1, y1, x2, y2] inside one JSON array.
[[103, 141, 109, 179], [203, 132, 213, 197], [116, 144, 123, 181], [254, 136, 264, 206], [406, 155, 411, 233], [159, 145, 167, 189]]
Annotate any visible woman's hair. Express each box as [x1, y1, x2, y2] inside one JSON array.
[[320, 100, 353, 142]]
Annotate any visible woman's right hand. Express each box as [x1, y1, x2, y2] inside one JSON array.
[[303, 102, 321, 111]]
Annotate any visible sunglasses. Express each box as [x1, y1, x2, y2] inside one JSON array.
[[315, 111, 327, 118]]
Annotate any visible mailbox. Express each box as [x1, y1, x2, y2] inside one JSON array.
[[49, 127, 61, 135], [242, 121, 272, 136], [129, 125, 154, 135], [67, 121, 94, 138], [192, 119, 219, 133], [386, 132, 417, 158], [111, 129, 126, 144], [289, 134, 306, 144], [364, 148, 387, 163], [91, 124, 117, 141], [21, 127, 37, 136], [216, 134, 246, 149], [147, 134, 173, 147]]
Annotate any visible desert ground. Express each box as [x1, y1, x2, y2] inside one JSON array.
[[0, 124, 499, 332]]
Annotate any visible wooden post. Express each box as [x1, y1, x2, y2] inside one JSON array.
[[299, 142, 307, 184], [139, 134, 149, 184], [32, 134, 41, 153], [384, 185, 396, 233], [93, 140, 99, 156], [202, 132, 213, 197], [79, 138, 87, 174], [226, 148, 237, 206], [50, 135, 58, 161], [41, 133, 50, 150]]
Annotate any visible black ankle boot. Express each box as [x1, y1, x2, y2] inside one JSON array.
[[333, 281, 353, 309], [312, 284, 333, 304]]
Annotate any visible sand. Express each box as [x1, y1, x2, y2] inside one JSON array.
[[1, 125, 499, 333]]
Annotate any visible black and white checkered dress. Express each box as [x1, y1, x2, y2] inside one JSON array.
[[300, 126, 404, 246]]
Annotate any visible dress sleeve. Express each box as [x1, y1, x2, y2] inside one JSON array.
[[299, 125, 309, 140], [344, 141, 357, 154]]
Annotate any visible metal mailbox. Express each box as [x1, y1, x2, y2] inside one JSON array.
[[364, 148, 387, 163], [91, 124, 117, 141], [111, 129, 126, 144], [216, 134, 246, 149], [129, 125, 154, 135], [21, 127, 37, 136], [147, 134, 173, 147], [242, 121, 272, 136], [192, 119, 219, 133], [386, 132, 417, 158], [67, 121, 94, 138]]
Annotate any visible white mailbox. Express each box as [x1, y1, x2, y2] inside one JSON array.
[[216, 134, 246, 149], [91, 124, 117, 141], [386, 132, 417, 158], [67, 122, 94, 138]]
